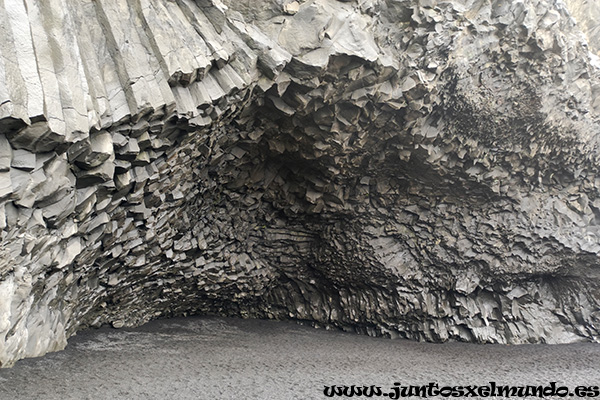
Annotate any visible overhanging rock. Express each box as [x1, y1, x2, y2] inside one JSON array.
[[1, 0, 600, 367]]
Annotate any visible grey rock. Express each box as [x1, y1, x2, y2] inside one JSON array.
[[67, 139, 91, 164], [565, 0, 600, 56], [0, 172, 12, 201], [75, 156, 115, 188], [0, 135, 11, 172], [10, 149, 36, 171], [116, 138, 140, 160], [7, 122, 64, 152], [74, 131, 113, 169], [114, 170, 132, 191], [1, 0, 600, 369]]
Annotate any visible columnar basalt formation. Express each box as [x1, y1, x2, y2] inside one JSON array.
[[0, 0, 600, 367]]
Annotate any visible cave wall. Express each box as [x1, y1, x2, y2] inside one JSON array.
[[1, 0, 600, 367]]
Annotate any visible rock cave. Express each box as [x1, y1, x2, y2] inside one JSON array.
[[0, 0, 600, 367]]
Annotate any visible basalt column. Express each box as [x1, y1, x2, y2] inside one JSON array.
[[1, 0, 600, 367]]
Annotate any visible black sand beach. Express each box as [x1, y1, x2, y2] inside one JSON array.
[[1, 317, 600, 399]]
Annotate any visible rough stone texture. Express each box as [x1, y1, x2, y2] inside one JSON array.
[[564, 0, 600, 57], [0, 0, 600, 367]]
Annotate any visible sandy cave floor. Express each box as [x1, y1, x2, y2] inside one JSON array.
[[1, 317, 600, 399]]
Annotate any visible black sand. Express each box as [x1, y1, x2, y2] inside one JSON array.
[[1, 317, 600, 399]]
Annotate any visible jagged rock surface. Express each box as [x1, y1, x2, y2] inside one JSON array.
[[564, 0, 600, 56], [1, 0, 600, 367]]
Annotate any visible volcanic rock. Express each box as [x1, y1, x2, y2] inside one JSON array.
[[0, 0, 600, 367]]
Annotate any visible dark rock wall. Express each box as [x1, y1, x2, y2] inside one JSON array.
[[0, 0, 600, 366]]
